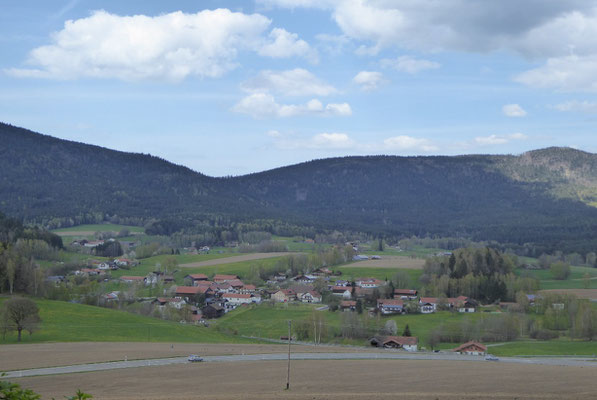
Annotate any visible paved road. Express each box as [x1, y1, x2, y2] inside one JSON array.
[[3, 352, 596, 379]]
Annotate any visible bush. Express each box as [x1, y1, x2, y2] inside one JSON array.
[[550, 262, 571, 280], [530, 328, 559, 340]]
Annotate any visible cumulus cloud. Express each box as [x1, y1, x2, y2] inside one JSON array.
[[553, 100, 597, 113], [232, 93, 351, 118], [261, 1, 597, 91], [257, 28, 318, 62], [6, 9, 314, 81], [515, 55, 597, 92], [474, 133, 527, 146], [311, 132, 356, 149], [352, 71, 385, 91], [241, 69, 337, 96], [502, 104, 527, 117], [380, 55, 440, 74], [383, 136, 438, 152]]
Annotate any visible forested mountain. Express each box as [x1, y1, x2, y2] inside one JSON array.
[[3, 122, 597, 252]]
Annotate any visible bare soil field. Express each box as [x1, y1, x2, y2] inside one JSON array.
[[179, 252, 294, 268], [346, 256, 425, 269], [539, 289, 597, 300], [13, 359, 597, 399], [0, 342, 379, 371], [54, 231, 96, 236]]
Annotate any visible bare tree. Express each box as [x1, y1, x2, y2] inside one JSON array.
[[1, 297, 41, 342]]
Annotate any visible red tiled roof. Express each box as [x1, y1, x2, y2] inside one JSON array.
[[223, 293, 251, 299], [383, 336, 418, 346], [419, 297, 438, 304], [340, 300, 356, 307], [213, 274, 238, 281], [175, 286, 203, 295], [188, 273, 208, 280], [120, 276, 145, 281], [242, 284, 256, 290], [394, 289, 417, 296], [377, 299, 404, 306], [452, 341, 487, 352]]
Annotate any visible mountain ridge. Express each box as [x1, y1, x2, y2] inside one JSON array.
[[2, 122, 597, 252]]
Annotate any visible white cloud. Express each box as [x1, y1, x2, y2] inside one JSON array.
[[258, 28, 318, 62], [311, 132, 355, 149], [352, 71, 385, 91], [232, 93, 351, 118], [241, 69, 337, 96], [474, 133, 528, 146], [380, 55, 441, 74], [515, 55, 597, 92], [6, 9, 314, 81], [383, 136, 438, 152], [502, 104, 527, 117], [554, 100, 597, 113], [267, 129, 281, 137]]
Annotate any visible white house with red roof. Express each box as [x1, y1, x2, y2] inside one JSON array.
[[300, 291, 322, 303], [419, 297, 438, 313], [452, 341, 487, 355], [377, 298, 404, 315]]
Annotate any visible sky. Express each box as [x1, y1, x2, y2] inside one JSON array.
[[2, 0, 597, 177]]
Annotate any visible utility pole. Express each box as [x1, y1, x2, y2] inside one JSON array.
[[286, 320, 291, 390]]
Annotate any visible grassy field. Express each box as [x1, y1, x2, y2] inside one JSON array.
[[52, 224, 145, 233], [216, 303, 482, 345], [488, 340, 597, 357], [0, 298, 251, 344], [516, 265, 597, 289]]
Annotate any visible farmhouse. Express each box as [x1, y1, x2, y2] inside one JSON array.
[[186, 273, 209, 285], [377, 298, 404, 315], [394, 289, 418, 300], [300, 291, 322, 303], [340, 300, 357, 311], [331, 286, 352, 298], [202, 304, 225, 319], [452, 341, 487, 355], [213, 274, 239, 283], [153, 297, 186, 309], [222, 293, 253, 310], [370, 336, 418, 352], [419, 297, 438, 313], [174, 285, 204, 301], [272, 289, 296, 302], [356, 278, 383, 288]]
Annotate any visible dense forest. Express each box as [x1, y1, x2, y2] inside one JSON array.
[[3, 122, 597, 253]]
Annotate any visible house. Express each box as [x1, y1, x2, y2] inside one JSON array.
[[311, 267, 332, 276], [222, 293, 254, 310], [356, 278, 383, 288], [300, 291, 322, 303], [293, 274, 316, 284], [77, 268, 104, 276], [239, 284, 256, 294], [103, 291, 120, 302], [272, 289, 296, 302], [120, 276, 146, 284], [174, 286, 204, 301], [154, 297, 186, 309], [340, 300, 357, 311], [452, 341, 487, 356], [202, 304, 225, 319], [419, 297, 438, 313], [213, 274, 239, 283], [370, 336, 418, 352], [115, 258, 136, 267], [162, 275, 175, 284], [377, 299, 404, 315], [227, 279, 245, 290], [46, 275, 65, 284], [97, 262, 111, 270], [394, 289, 418, 300], [331, 286, 352, 298], [334, 280, 350, 287], [186, 273, 209, 285]]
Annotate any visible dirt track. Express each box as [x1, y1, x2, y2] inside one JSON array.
[[12, 359, 597, 399], [346, 256, 425, 269], [179, 252, 294, 268]]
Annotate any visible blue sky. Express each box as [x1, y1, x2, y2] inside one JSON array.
[[2, 0, 597, 176]]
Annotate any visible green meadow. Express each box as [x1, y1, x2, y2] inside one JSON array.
[[0, 298, 252, 344]]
